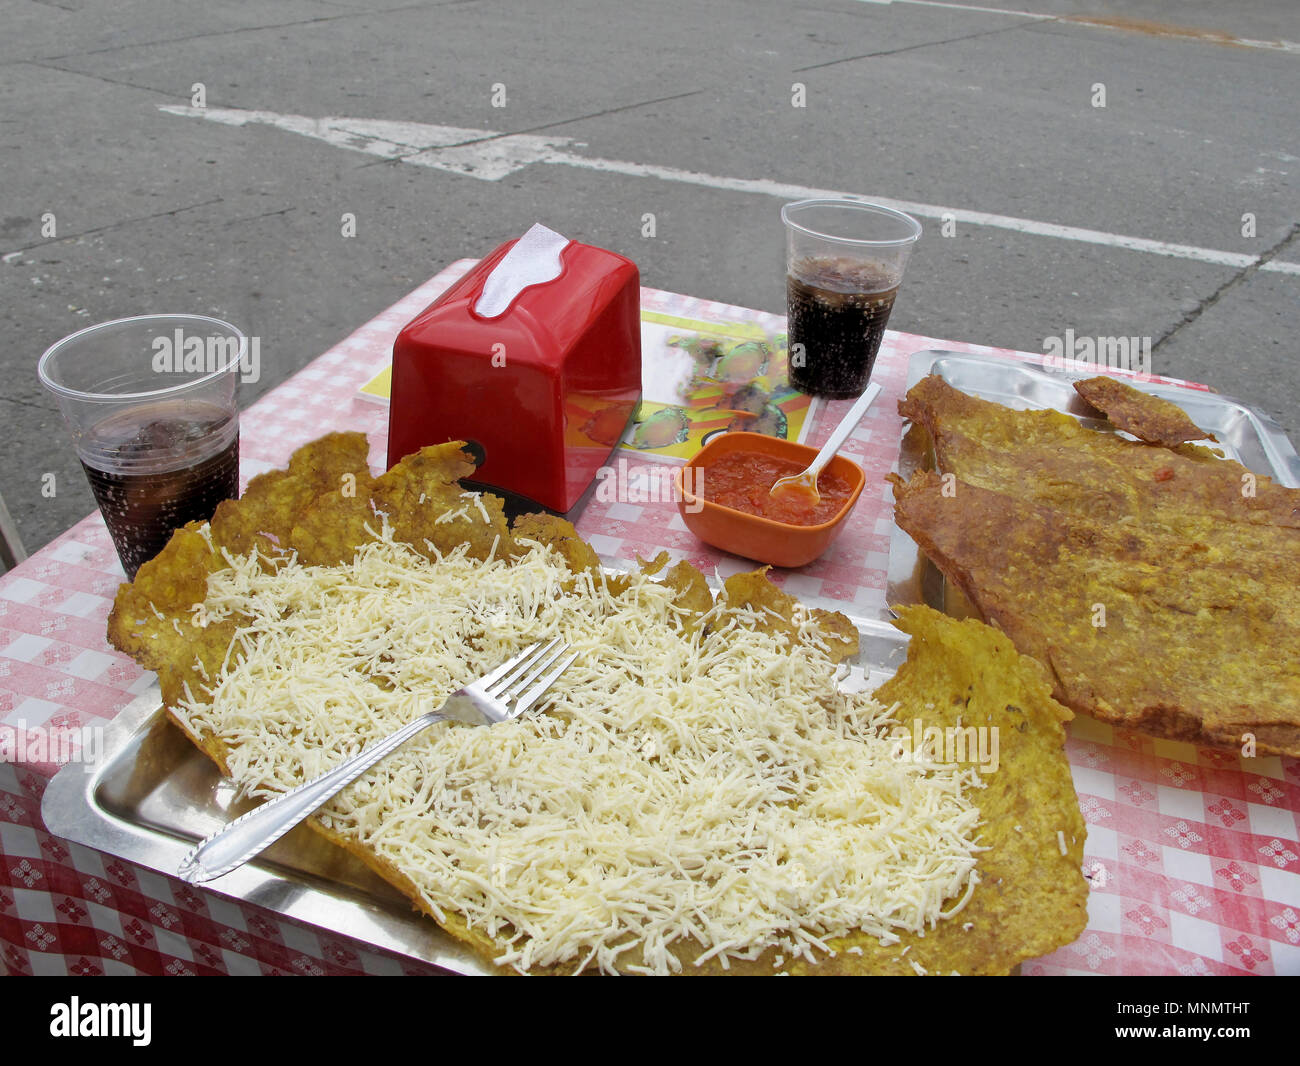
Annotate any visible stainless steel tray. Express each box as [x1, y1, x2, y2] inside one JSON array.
[[42, 612, 910, 975], [886, 350, 1300, 612]]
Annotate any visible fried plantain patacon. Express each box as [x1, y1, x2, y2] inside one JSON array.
[[1073, 374, 1218, 448], [104, 432, 1089, 974], [893, 374, 1300, 757]]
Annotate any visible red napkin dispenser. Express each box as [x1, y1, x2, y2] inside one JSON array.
[[387, 231, 642, 513]]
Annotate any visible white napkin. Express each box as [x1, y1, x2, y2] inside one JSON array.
[[474, 223, 571, 318]]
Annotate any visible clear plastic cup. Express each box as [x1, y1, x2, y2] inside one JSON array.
[[782, 199, 922, 399], [37, 314, 245, 579]]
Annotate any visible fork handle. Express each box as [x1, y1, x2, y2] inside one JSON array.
[[178, 709, 446, 884]]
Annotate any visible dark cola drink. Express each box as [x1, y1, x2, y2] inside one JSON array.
[[787, 255, 899, 399], [79, 400, 239, 579]]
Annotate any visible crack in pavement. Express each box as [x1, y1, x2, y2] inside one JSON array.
[[0, 393, 56, 413], [29, 0, 456, 63], [23, 58, 181, 97], [223, 207, 297, 227], [792, 20, 1032, 72], [459, 88, 709, 145], [1, 197, 225, 257], [1152, 220, 1300, 352]]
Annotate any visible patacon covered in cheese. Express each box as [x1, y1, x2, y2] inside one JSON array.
[[174, 521, 985, 975]]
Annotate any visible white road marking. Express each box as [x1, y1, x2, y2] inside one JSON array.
[[162, 106, 580, 180], [160, 106, 1299, 276], [856, 0, 1050, 18]]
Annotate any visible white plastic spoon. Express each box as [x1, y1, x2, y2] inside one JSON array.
[[769, 382, 882, 505]]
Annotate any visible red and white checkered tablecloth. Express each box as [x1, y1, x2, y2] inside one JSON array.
[[1, 262, 1296, 976]]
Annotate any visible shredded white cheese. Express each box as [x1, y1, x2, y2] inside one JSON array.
[[434, 506, 471, 525], [174, 530, 985, 975], [461, 491, 492, 524]]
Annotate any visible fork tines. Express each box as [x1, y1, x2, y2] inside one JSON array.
[[482, 636, 578, 719]]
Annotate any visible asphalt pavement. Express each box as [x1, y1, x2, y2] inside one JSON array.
[[2, 0, 1297, 561]]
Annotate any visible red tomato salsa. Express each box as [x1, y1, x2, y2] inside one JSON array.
[[696, 450, 854, 526]]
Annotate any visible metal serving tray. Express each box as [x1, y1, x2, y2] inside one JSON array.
[[886, 350, 1300, 613], [41, 612, 909, 975]]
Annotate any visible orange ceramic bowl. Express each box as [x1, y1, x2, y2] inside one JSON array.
[[675, 431, 865, 568]]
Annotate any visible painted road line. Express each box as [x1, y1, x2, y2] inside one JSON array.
[[855, 1, 1051, 18], [159, 106, 1299, 276]]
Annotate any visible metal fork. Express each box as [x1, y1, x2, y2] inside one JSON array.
[[177, 636, 578, 884]]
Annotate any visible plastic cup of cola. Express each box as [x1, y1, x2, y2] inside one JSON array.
[[37, 314, 246, 580], [782, 199, 922, 399]]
